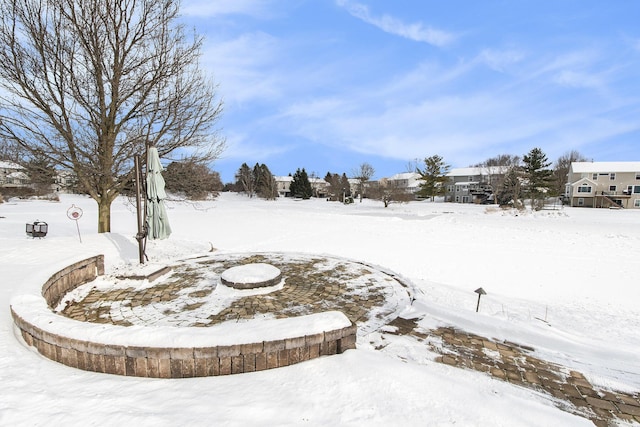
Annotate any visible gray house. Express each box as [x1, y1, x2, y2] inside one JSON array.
[[444, 167, 505, 203]]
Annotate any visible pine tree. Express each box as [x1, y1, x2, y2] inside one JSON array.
[[522, 148, 554, 210], [235, 163, 255, 197], [496, 166, 522, 208], [254, 163, 278, 200], [290, 168, 312, 199], [416, 155, 450, 201]]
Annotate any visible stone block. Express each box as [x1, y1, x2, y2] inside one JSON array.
[[285, 336, 305, 350], [125, 356, 136, 376], [288, 347, 301, 365], [309, 344, 320, 359], [324, 329, 343, 342], [278, 349, 290, 367], [134, 357, 148, 377], [194, 358, 209, 377], [60, 347, 78, 368], [147, 357, 160, 378], [264, 339, 286, 353], [618, 403, 640, 417], [158, 358, 172, 378], [585, 396, 617, 411], [102, 344, 126, 357], [523, 372, 541, 385], [126, 346, 148, 359], [266, 352, 278, 369], [305, 333, 324, 346], [181, 358, 195, 378], [240, 342, 263, 355], [231, 356, 243, 374], [322, 340, 337, 355], [21, 330, 33, 347], [244, 354, 256, 372], [217, 345, 241, 358], [170, 358, 183, 378], [219, 357, 232, 375], [146, 347, 171, 360], [339, 334, 356, 352], [255, 353, 267, 371], [88, 353, 105, 373], [194, 346, 218, 358], [169, 347, 194, 360], [210, 357, 220, 376]]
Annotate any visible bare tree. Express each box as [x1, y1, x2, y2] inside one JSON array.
[[352, 162, 375, 202], [553, 150, 587, 196], [0, 0, 224, 232], [370, 178, 413, 207]]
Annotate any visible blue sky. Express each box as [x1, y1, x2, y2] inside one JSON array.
[[181, 0, 640, 183]]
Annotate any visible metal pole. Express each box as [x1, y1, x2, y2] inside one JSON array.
[[476, 293, 481, 312], [134, 155, 145, 264]]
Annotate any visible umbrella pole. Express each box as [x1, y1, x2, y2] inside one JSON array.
[[134, 154, 146, 264]]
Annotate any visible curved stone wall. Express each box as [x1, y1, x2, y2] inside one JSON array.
[[10, 256, 357, 378]]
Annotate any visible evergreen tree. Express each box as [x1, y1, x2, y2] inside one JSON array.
[[340, 173, 351, 200], [416, 155, 450, 201], [235, 163, 255, 197], [254, 163, 278, 200], [496, 166, 522, 208], [290, 168, 313, 199], [324, 172, 341, 201], [522, 148, 554, 210]]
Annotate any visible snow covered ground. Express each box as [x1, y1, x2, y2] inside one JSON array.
[[1, 193, 638, 426]]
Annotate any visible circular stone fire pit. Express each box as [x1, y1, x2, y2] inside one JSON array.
[[220, 263, 282, 289]]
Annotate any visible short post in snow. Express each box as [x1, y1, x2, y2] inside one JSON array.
[[474, 287, 486, 312]]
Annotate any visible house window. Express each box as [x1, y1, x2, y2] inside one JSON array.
[[577, 185, 592, 193], [609, 185, 616, 192], [635, 199, 640, 208], [636, 173, 640, 180], [592, 173, 598, 180], [634, 186, 640, 194], [578, 198, 584, 206], [455, 196, 460, 202], [610, 173, 616, 180]]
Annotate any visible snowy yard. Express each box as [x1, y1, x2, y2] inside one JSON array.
[[1, 193, 638, 426]]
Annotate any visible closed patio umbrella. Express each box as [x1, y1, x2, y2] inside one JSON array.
[[146, 146, 171, 239]]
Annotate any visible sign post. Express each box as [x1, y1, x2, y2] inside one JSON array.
[[67, 204, 83, 243]]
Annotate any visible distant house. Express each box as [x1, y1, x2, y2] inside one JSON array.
[[274, 176, 330, 198], [385, 172, 421, 194], [0, 161, 30, 188], [566, 162, 640, 208], [445, 167, 505, 203]]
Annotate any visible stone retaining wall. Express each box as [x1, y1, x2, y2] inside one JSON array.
[[11, 256, 357, 378]]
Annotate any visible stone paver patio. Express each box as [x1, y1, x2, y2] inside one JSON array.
[[57, 252, 639, 426]]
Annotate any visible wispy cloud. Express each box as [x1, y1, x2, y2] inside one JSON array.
[[336, 0, 455, 47], [181, 0, 272, 18]]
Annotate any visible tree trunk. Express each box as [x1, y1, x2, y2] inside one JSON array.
[[97, 197, 113, 233]]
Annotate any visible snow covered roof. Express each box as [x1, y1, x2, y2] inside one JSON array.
[[454, 181, 479, 186], [387, 172, 420, 181], [571, 161, 640, 173], [0, 161, 23, 170], [447, 166, 505, 177]]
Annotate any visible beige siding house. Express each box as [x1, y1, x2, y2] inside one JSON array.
[[567, 162, 640, 208]]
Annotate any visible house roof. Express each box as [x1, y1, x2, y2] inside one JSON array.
[[0, 161, 23, 170], [447, 166, 505, 177], [570, 162, 640, 173], [387, 172, 420, 181]]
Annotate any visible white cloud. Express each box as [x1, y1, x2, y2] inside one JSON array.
[[336, 0, 455, 47], [181, 0, 272, 18], [478, 48, 525, 72], [552, 70, 603, 90]]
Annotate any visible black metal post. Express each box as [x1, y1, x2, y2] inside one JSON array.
[[134, 155, 146, 264]]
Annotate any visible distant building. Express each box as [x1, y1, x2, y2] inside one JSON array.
[[444, 167, 505, 204], [0, 161, 30, 188], [385, 172, 421, 194], [274, 176, 330, 198], [566, 162, 640, 208]]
